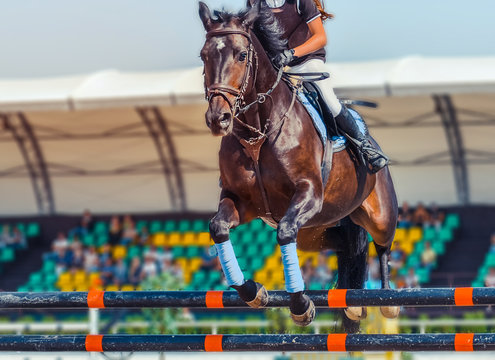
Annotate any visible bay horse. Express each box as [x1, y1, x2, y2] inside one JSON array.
[[199, 1, 399, 331]]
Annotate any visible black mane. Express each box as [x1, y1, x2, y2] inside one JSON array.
[[212, 4, 287, 60]]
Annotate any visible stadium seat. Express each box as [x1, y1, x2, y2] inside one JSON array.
[[0, 247, 15, 262], [407, 227, 423, 243], [149, 220, 163, 234], [152, 233, 167, 247], [121, 285, 135, 291], [136, 220, 148, 233], [197, 232, 212, 246], [26, 223, 40, 237], [182, 232, 196, 246], [394, 228, 407, 242], [164, 220, 176, 233], [445, 214, 460, 229], [112, 245, 127, 260], [94, 221, 107, 234]]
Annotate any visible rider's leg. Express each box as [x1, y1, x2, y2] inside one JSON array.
[[288, 59, 389, 173]]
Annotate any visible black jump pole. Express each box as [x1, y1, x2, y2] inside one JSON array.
[[0, 288, 493, 309], [0, 334, 494, 352]]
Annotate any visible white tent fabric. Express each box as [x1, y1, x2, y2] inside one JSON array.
[[0, 56, 494, 215]]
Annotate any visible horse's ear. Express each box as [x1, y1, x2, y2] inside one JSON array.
[[243, 0, 261, 27], [199, 1, 213, 31]]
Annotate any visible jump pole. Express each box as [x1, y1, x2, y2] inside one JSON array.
[[0, 334, 494, 352], [0, 288, 492, 309]]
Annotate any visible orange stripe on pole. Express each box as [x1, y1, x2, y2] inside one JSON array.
[[327, 334, 347, 352], [205, 335, 223, 352], [87, 289, 105, 308], [455, 333, 474, 351], [455, 288, 474, 306], [327, 289, 347, 308], [205, 291, 224, 308], [85, 335, 104, 352]]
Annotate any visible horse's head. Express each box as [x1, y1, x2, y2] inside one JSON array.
[[199, 1, 261, 136]]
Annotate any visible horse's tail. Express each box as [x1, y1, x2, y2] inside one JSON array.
[[335, 216, 369, 333]]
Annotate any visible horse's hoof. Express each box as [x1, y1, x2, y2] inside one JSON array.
[[380, 306, 400, 319], [246, 283, 268, 309], [291, 299, 315, 327], [344, 306, 367, 321]]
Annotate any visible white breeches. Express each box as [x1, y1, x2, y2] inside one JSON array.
[[288, 59, 342, 117]]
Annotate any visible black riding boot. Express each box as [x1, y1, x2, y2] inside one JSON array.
[[335, 106, 389, 173]]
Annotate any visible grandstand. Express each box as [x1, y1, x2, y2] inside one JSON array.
[[1, 56, 495, 360]]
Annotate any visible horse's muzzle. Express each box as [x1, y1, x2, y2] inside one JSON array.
[[206, 109, 233, 136]]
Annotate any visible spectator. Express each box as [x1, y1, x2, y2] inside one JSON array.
[[81, 209, 94, 231], [404, 268, 420, 288], [365, 267, 381, 289], [140, 254, 158, 280], [413, 202, 430, 227], [429, 203, 445, 230], [54, 249, 71, 275], [421, 241, 437, 270], [113, 258, 128, 286], [390, 243, 406, 270], [200, 246, 218, 271], [398, 201, 412, 228], [138, 226, 151, 246], [0, 225, 15, 247], [301, 259, 314, 288], [108, 216, 122, 245], [53, 232, 69, 252], [171, 259, 184, 282], [100, 258, 115, 286], [143, 245, 159, 262], [128, 256, 142, 286], [485, 268, 495, 287], [72, 247, 85, 269], [11, 227, 27, 249], [489, 233, 495, 254], [312, 254, 333, 288], [84, 246, 99, 273], [368, 256, 380, 281], [121, 215, 137, 245], [99, 244, 112, 265]]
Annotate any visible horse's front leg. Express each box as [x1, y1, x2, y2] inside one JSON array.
[[209, 196, 268, 308], [278, 179, 323, 326]]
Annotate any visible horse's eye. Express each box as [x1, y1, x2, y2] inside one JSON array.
[[239, 51, 248, 62]]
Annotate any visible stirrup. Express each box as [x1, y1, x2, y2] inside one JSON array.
[[361, 141, 389, 173]]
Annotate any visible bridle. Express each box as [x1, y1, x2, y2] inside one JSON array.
[[204, 27, 285, 134]]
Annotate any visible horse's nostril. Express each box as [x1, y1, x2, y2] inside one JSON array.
[[219, 112, 231, 126]]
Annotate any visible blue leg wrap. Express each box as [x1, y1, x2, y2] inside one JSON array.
[[215, 240, 244, 287], [281, 242, 305, 293]]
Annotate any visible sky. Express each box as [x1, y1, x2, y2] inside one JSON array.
[[0, 0, 494, 78]]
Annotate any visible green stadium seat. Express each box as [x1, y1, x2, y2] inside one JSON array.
[[177, 220, 191, 233], [0, 247, 15, 262], [127, 246, 141, 259], [15, 223, 26, 233], [485, 253, 495, 267], [149, 220, 163, 234], [444, 214, 460, 229], [93, 221, 107, 234], [136, 220, 148, 233], [164, 220, 176, 233], [26, 223, 40, 237], [237, 257, 247, 270], [249, 220, 265, 232], [192, 219, 209, 233], [96, 234, 109, 247], [416, 268, 430, 283], [44, 273, 58, 286], [406, 254, 420, 268], [17, 285, 30, 292], [29, 272, 43, 284], [83, 234, 95, 246], [423, 227, 437, 241], [439, 228, 453, 242], [42, 260, 56, 274], [185, 247, 201, 258], [432, 241, 445, 255], [251, 257, 264, 270], [472, 279, 484, 287], [172, 247, 185, 258]]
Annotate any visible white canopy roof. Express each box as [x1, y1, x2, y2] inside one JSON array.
[[0, 56, 494, 215]]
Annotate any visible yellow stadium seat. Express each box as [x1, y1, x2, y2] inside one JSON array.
[[153, 233, 167, 247], [75, 284, 89, 292], [190, 258, 202, 271], [328, 255, 338, 271], [74, 271, 87, 286], [60, 285, 74, 292], [121, 285, 135, 292], [197, 232, 212, 246], [112, 245, 127, 260], [106, 285, 119, 291], [369, 243, 377, 257], [266, 257, 281, 270], [168, 233, 181, 246], [57, 272, 72, 286], [394, 228, 407, 242], [182, 232, 196, 246], [402, 241, 414, 254], [271, 271, 284, 283], [408, 227, 423, 243]]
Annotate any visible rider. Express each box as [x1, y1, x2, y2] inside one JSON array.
[[248, 0, 388, 173]]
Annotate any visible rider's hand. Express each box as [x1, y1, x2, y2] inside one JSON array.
[[273, 49, 295, 68]]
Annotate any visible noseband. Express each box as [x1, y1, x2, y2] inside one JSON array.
[[205, 29, 257, 114]]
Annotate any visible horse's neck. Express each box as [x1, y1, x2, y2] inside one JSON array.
[[243, 35, 292, 130]]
